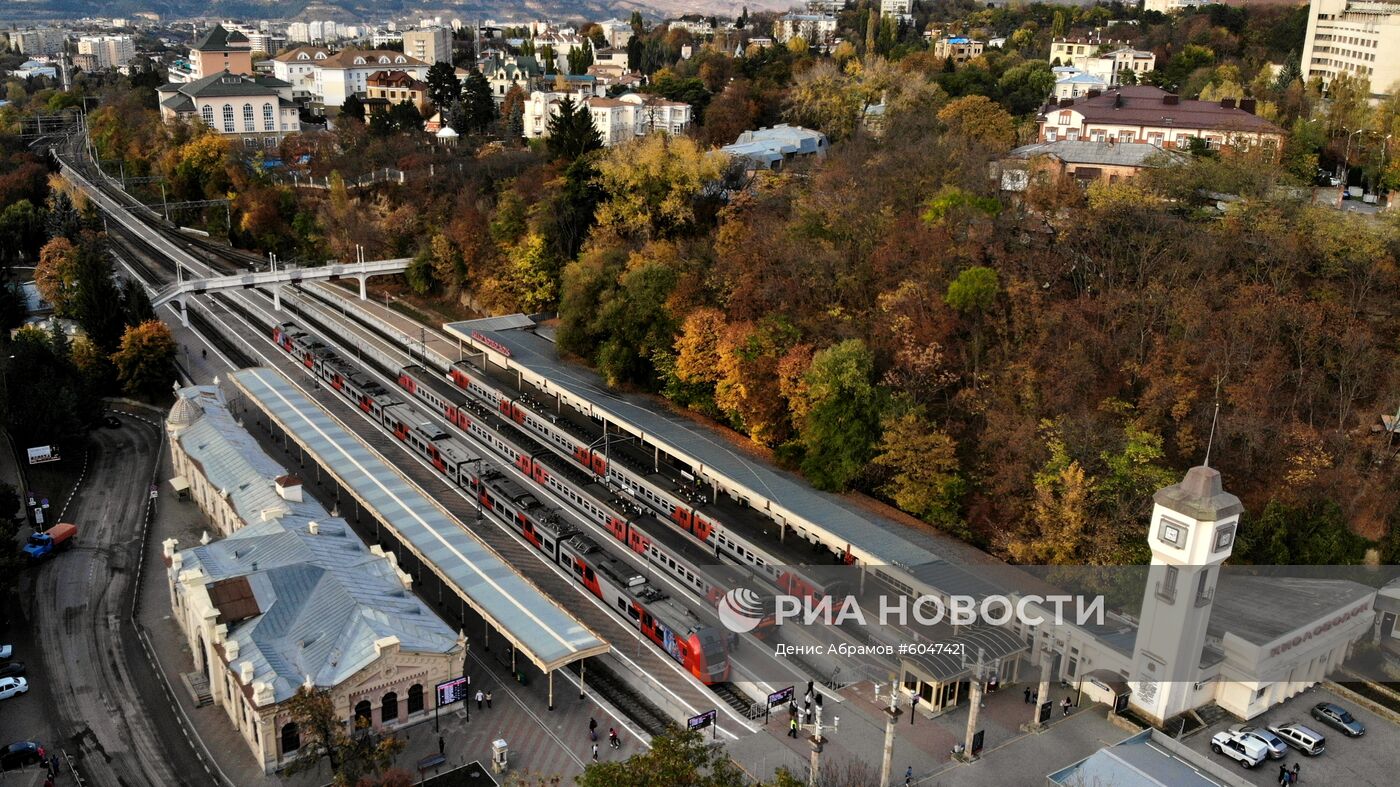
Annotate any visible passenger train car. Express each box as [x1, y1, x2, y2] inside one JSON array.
[[269, 322, 730, 683], [445, 361, 848, 601]]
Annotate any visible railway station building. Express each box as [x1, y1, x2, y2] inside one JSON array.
[[161, 384, 465, 774]]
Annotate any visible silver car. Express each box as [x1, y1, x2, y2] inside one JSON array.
[[1229, 724, 1288, 759]]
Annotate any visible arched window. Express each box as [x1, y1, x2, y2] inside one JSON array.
[[242, 103, 254, 131], [281, 722, 300, 754], [381, 691, 399, 723], [407, 684, 424, 714], [263, 103, 274, 131], [222, 104, 234, 132], [353, 700, 372, 728], [201, 105, 214, 127]]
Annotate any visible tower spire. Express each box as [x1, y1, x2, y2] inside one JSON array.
[[1203, 400, 1220, 468]]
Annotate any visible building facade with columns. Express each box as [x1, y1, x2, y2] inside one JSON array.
[[162, 384, 463, 774]]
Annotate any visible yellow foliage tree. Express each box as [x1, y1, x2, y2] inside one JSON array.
[[34, 236, 78, 314], [594, 134, 729, 241], [936, 95, 1016, 152]]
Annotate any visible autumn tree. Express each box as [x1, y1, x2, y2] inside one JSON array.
[[873, 404, 966, 535], [784, 60, 865, 141], [937, 95, 1016, 152], [797, 339, 881, 491], [593, 135, 729, 241], [1008, 424, 1095, 564], [0, 199, 44, 267], [111, 320, 177, 400], [35, 236, 79, 314], [282, 686, 405, 787]]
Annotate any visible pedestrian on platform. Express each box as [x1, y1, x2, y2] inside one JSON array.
[[591, 742, 598, 762], [589, 716, 598, 742], [1278, 764, 1288, 785], [1024, 687, 1032, 704], [485, 689, 493, 709], [1061, 697, 1071, 717], [609, 727, 620, 749], [1292, 763, 1300, 783], [438, 736, 445, 756], [475, 689, 484, 710], [789, 717, 799, 738]]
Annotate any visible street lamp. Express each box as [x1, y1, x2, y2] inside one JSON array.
[[1340, 126, 1366, 183]]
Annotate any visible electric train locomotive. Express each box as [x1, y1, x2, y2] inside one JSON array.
[[269, 322, 731, 683]]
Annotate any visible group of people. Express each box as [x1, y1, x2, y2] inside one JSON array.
[[1279, 762, 1302, 785], [473, 688, 493, 710], [1019, 686, 1076, 717], [587, 716, 622, 761]]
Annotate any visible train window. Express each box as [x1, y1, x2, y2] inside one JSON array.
[[617, 599, 626, 612], [627, 606, 639, 620], [573, 562, 583, 576]]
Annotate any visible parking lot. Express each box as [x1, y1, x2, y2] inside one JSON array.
[[1184, 684, 1398, 785]]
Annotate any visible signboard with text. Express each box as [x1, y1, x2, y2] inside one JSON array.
[[687, 709, 717, 731], [436, 676, 469, 707], [767, 686, 794, 708], [27, 446, 58, 464]]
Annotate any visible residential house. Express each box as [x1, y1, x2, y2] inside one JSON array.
[[177, 24, 253, 83], [1053, 68, 1110, 100], [1072, 47, 1156, 85], [162, 385, 463, 775], [482, 52, 542, 103], [269, 47, 332, 102], [721, 124, 829, 170], [403, 27, 452, 65], [774, 14, 838, 44], [524, 90, 693, 145], [365, 70, 431, 116], [597, 19, 635, 48], [996, 139, 1185, 192], [1036, 86, 1285, 155], [313, 49, 430, 107], [156, 70, 300, 150], [933, 37, 985, 66], [1049, 36, 1128, 65], [1144, 0, 1209, 13], [668, 16, 716, 36]]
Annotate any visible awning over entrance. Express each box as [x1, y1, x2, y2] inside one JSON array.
[[902, 624, 1029, 682]]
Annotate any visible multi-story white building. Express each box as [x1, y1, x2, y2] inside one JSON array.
[[1302, 0, 1400, 95], [1052, 67, 1111, 99], [313, 49, 430, 107], [161, 385, 463, 775], [1144, 0, 1209, 13], [308, 21, 324, 43], [156, 70, 301, 150], [14, 28, 68, 56], [667, 16, 715, 36], [880, 0, 912, 20], [403, 26, 452, 64], [1049, 37, 1128, 65], [597, 19, 635, 48], [269, 46, 333, 101], [77, 35, 135, 70], [1072, 47, 1156, 85], [773, 13, 838, 44], [524, 90, 692, 145], [286, 22, 310, 44]]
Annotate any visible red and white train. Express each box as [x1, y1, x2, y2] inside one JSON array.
[[271, 322, 730, 684]]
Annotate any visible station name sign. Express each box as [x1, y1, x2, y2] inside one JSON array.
[[471, 331, 513, 358], [1268, 601, 1371, 657]]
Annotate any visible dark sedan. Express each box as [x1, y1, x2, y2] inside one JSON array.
[[1311, 702, 1365, 737], [0, 662, 23, 679], [0, 741, 44, 771]]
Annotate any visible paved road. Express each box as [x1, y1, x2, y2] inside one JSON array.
[[23, 415, 205, 786]]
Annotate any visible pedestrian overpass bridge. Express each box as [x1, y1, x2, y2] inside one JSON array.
[[152, 258, 411, 325]]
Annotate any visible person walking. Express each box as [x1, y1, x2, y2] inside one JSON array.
[[485, 690, 493, 709], [589, 716, 598, 742], [591, 742, 598, 762], [905, 765, 913, 785], [475, 689, 484, 710], [1291, 762, 1300, 783], [438, 736, 445, 756], [609, 727, 620, 749], [1278, 763, 1288, 786], [1024, 686, 1032, 704], [1061, 697, 1071, 717], [789, 717, 799, 738]]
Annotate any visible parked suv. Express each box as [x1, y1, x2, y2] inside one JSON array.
[[1211, 730, 1268, 768], [1311, 702, 1365, 737], [0, 677, 27, 701], [1228, 724, 1288, 759], [1268, 722, 1327, 756]]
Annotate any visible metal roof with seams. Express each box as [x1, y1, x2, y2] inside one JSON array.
[[228, 367, 609, 673], [443, 317, 997, 599]]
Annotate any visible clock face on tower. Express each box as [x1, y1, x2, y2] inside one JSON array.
[[1157, 517, 1188, 548]]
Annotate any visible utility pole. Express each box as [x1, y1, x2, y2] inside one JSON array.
[[878, 678, 902, 787]]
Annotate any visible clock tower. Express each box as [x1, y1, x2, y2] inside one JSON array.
[[1129, 465, 1241, 725]]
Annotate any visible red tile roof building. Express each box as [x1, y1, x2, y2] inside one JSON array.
[[1036, 86, 1284, 156]]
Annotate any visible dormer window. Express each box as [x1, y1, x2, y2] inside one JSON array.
[[297, 53, 308, 60], [395, 56, 405, 63], [379, 56, 390, 63], [354, 57, 366, 65], [315, 52, 326, 59]]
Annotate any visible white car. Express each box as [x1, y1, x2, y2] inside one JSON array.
[[0, 677, 27, 701], [1210, 730, 1267, 768], [0, 644, 12, 660]]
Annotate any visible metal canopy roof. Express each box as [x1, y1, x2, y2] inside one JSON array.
[[443, 320, 989, 583], [229, 367, 609, 673], [900, 624, 1028, 682]]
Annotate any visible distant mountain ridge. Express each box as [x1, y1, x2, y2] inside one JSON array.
[[2, 0, 793, 24]]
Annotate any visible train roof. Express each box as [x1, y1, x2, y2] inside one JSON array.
[[402, 363, 469, 403]]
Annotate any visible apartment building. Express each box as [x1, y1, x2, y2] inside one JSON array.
[[77, 35, 135, 70], [773, 14, 839, 44], [156, 71, 301, 150], [13, 28, 68, 56], [403, 26, 453, 64], [313, 49, 430, 107], [524, 90, 692, 145], [1301, 0, 1400, 95]]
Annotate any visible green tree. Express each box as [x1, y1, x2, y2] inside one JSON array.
[[797, 339, 881, 491], [69, 236, 127, 353], [341, 93, 366, 123], [944, 266, 1000, 314], [1235, 499, 1369, 565], [546, 95, 603, 160], [567, 45, 594, 75], [2, 325, 91, 446], [425, 60, 461, 109], [111, 320, 177, 400], [461, 68, 497, 134], [0, 199, 44, 267], [577, 726, 747, 787]]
